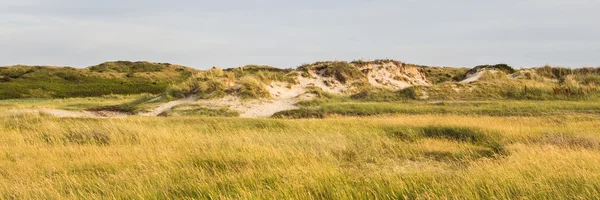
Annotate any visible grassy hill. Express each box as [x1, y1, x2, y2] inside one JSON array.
[[0, 61, 194, 99], [2, 60, 599, 102]]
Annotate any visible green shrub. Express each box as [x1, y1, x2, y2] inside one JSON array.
[[468, 64, 515, 74], [422, 67, 469, 84], [88, 61, 169, 73]]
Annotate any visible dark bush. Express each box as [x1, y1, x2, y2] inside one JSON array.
[[88, 61, 169, 73], [468, 64, 516, 74]]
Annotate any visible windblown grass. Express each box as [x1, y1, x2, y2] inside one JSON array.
[[1, 109, 600, 199]]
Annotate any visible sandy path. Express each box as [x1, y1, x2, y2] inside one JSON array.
[[239, 98, 299, 118], [190, 82, 310, 118], [139, 96, 197, 116], [195, 96, 303, 118]]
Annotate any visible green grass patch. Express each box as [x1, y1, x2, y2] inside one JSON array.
[[274, 100, 600, 118], [384, 125, 506, 157], [160, 104, 240, 117], [0, 63, 192, 99], [467, 63, 516, 74]]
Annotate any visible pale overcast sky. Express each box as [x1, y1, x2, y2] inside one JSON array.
[[1, 0, 599, 69]]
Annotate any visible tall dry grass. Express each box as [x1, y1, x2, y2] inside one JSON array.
[[1, 104, 600, 199]]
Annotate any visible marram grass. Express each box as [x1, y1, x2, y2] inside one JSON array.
[[1, 108, 600, 199]]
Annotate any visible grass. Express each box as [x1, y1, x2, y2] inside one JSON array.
[[534, 65, 600, 79], [224, 65, 298, 84], [274, 100, 600, 118], [1, 100, 600, 198], [467, 63, 516, 74], [88, 61, 172, 73], [2, 60, 600, 198], [160, 104, 240, 117], [235, 76, 271, 99], [0, 95, 141, 110], [298, 61, 366, 84], [89, 94, 160, 114], [3, 60, 598, 103], [166, 77, 227, 100], [0, 62, 193, 99], [421, 66, 469, 84]]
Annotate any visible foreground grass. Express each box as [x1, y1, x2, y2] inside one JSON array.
[[1, 106, 600, 199]]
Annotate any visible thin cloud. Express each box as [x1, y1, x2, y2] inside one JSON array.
[[0, 0, 598, 68]]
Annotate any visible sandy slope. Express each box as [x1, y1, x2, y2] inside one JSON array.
[[297, 71, 347, 94], [460, 71, 485, 84], [193, 82, 310, 118]]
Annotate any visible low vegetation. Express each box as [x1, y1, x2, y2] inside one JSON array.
[[235, 76, 271, 99], [467, 63, 516, 74], [0, 62, 193, 99], [3, 60, 599, 103], [298, 61, 366, 84], [88, 61, 171, 73], [421, 66, 469, 84], [225, 65, 298, 84], [159, 104, 240, 117], [166, 77, 227, 100], [88, 94, 159, 114], [2, 60, 600, 198], [274, 100, 600, 118], [1, 100, 600, 198]]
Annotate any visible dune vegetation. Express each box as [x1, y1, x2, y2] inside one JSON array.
[[0, 61, 194, 99], [2, 99, 600, 199], [1, 60, 600, 199]]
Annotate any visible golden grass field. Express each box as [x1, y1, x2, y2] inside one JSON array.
[[1, 97, 600, 199]]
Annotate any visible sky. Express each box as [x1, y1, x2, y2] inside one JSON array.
[[1, 0, 599, 69]]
